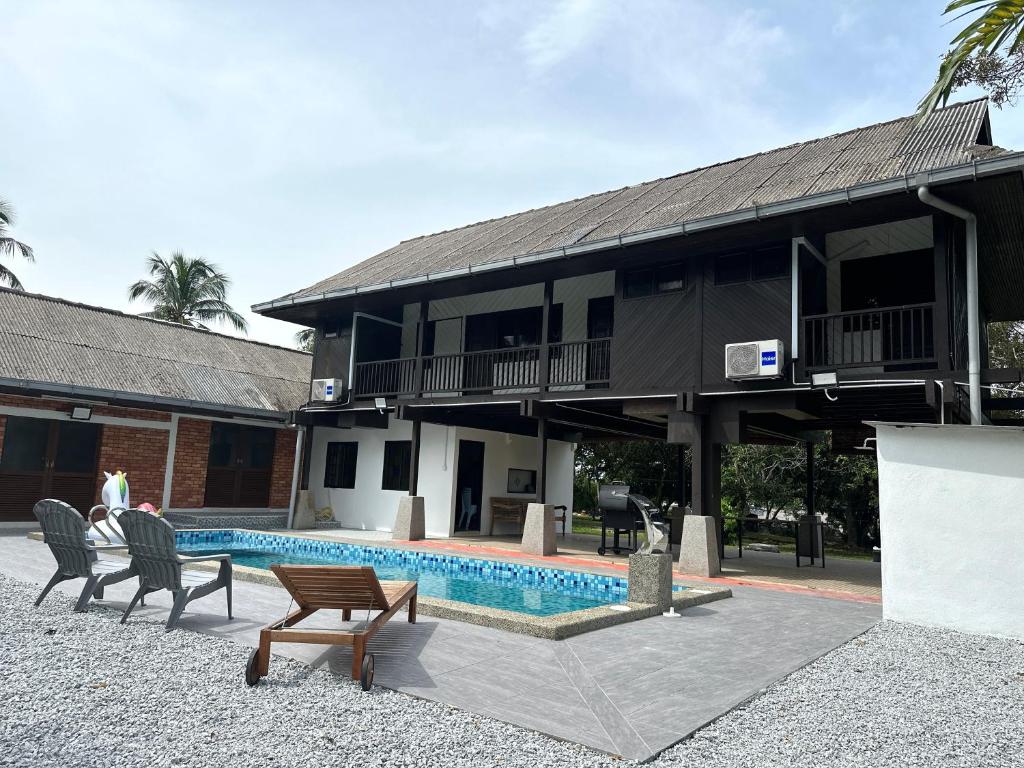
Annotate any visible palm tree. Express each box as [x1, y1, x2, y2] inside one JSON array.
[[128, 251, 248, 333], [295, 327, 315, 352], [0, 198, 34, 290], [919, 0, 1024, 118]]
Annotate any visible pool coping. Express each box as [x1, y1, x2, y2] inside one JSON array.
[[29, 529, 732, 639]]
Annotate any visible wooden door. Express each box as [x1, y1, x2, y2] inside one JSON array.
[[203, 423, 274, 508], [0, 416, 100, 521]]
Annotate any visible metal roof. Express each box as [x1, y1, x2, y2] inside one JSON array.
[[0, 289, 311, 416], [258, 99, 1000, 311]]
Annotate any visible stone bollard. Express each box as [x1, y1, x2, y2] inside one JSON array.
[[392, 496, 425, 541], [521, 503, 556, 555], [627, 552, 674, 611], [677, 515, 721, 577], [292, 490, 315, 530]]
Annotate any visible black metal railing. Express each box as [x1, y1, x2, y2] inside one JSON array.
[[354, 357, 416, 398], [353, 338, 612, 398], [549, 338, 611, 388], [803, 303, 935, 370]]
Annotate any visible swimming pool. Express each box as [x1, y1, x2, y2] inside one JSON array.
[[177, 530, 684, 617]]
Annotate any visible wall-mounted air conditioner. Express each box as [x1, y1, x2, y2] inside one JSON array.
[[311, 377, 345, 402], [724, 340, 784, 380]]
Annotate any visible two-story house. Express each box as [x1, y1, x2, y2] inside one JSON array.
[[255, 99, 1024, 538]]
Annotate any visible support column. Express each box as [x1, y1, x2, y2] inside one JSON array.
[[161, 413, 179, 510], [536, 416, 548, 503], [687, 415, 723, 562], [805, 440, 816, 518], [409, 419, 422, 496], [539, 279, 553, 391], [414, 300, 428, 397]]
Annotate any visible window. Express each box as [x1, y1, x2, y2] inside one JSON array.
[[507, 468, 537, 494], [714, 252, 750, 284], [751, 245, 789, 280], [715, 244, 790, 285], [324, 441, 358, 489], [381, 440, 411, 491], [623, 264, 687, 299]]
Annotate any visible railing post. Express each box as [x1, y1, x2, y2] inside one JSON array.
[[539, 280, 552, 391]]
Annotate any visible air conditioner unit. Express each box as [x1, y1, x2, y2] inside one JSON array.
[[311, 377, 345, 402], [724, 339, 784, 380]]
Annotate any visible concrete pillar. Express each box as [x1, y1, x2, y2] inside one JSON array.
[[521, 502, 555, 555], [393, 496, 425, 541], [628, 552, 673, 610], [678, 514, 721, 577]]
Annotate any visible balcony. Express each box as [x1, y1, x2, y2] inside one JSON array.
[[802, 302, 935, 371], [353, 338, 611, 399]]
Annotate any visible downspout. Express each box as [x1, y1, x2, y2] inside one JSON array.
[[286, 425, 305, 529], [917, 186, 982, 425]]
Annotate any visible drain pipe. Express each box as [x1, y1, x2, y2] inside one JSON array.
[[917, 186, 982, 425]]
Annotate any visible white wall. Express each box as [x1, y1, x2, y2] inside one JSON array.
[[454, 426, 575, 535], [308, 417, 575, 538], [876, 422, 1024, 641], [309, 418, 456, 537]]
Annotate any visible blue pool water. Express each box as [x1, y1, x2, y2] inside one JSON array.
[[177, 530, 683, 617]]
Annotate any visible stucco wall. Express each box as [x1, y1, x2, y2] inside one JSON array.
[[876, 422, 1024, 641], [308, 416, 575, 537]]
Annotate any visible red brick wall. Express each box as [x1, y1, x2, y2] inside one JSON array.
[[95, 425, 169, 507], [0, 394, 171, 423], [270, 429, 297, 508], [169, 417, 212, 508]]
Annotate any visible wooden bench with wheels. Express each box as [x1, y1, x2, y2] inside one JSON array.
[[245, 564, 417, 691]]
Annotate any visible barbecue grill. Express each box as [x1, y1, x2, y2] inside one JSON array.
[[597, 484, 672, 556]]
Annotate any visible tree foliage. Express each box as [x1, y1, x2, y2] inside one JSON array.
[[128, 251, 248, 333], [574, 441, 685, 513], [295, 327, 315, 352], [919, 1, 1024, 118], [0, 198, 34, 290]]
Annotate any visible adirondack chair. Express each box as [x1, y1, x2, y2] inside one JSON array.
[[33, 499, 138, 612], [118, 508, 233, 631]]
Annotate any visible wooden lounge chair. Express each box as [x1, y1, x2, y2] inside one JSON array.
[[117, 508, 233, 631], [33, 499, 138, 612], [245, 564, 417, 691]]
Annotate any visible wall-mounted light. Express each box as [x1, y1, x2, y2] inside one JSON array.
[[810, 370, 839, 402], [374, 397, 387, 414], [70, 406, 93, 421]]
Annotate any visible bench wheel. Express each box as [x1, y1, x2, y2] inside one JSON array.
[[360, 654, 374, 691], [597, 546, 606, 556], [245, 649, 262, 687]]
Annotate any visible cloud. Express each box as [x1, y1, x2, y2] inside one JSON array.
[[520, 0, 612, 75]]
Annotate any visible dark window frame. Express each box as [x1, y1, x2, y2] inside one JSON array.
[[622, 262, 688, 300], [714, 244, 791, 286], [381, 440, 412, 492], [324, 441, 358, 489]]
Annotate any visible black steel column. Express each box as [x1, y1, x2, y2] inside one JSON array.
[[539, 279, 553, 391], [537, 416, 548, 503], [414, 300, 428, 397], [409, 419, 422, 496], [805, 440, 815, 518]]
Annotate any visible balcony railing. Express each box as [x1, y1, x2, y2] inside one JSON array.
[[353, 338, 612, 399], [803, 303, 935, 370]]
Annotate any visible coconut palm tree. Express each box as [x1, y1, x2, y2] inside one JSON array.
[[0, 198, 34, 290], [295, 327, 315, 352], [919, 0, 1024, 118], [128, 251, 248, 333]]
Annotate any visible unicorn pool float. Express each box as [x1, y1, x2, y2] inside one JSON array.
[[87, 470, 163, 544]]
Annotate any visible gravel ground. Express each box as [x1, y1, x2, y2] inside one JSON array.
[[2, 572, 1022, 768]]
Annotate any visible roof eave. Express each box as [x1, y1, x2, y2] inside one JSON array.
[[253, 151, 1024, 316]]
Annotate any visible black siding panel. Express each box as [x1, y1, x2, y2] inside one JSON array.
[[610, 286, 696, 391], [701, 264, 791, 392], [312, 317, 352, 380]]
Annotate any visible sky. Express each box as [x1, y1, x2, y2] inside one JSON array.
[[2, 0, 1022, 349]]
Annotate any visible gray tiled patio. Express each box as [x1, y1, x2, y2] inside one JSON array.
[[0, 531, 879, 761]]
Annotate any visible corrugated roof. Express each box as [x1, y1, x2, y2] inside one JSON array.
[[268, 99, 997, 305], [0, 289, 311, 414]]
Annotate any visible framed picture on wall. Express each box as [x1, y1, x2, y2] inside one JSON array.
[[507, 468, 537, 495]]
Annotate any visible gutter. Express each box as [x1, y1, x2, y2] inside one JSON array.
[[252, 151, 1024, 315], [916, 186, 983, 425], [0, 376, 294, 424]]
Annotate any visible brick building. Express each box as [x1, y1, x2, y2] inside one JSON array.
[[0, 289, 310, 524]]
